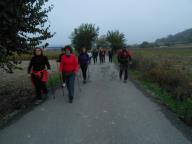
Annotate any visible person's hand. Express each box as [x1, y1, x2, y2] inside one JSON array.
[[47, 69, 52, 74], [27, 74, 31, 78], [129, 61, 132, 65]]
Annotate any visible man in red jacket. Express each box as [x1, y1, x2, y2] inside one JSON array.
[[60, 45, 79, 103]]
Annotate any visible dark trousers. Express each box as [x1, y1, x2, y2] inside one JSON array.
[[109, 55, 113, 62], [81, 64, 88, 80], [100, 56, 104, 63], [62, 73, 66, 83], [93, 57, 97, 64], [119, 64, 128, 81], [65, 73, 75, 100], [32, 74, 48, 99]]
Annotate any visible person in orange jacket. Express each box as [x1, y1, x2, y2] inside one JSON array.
[[28, 48, 51, 104], [60, 45, 79, 103]]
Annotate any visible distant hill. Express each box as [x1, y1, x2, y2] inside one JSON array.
[[155, 28, 192, 46]]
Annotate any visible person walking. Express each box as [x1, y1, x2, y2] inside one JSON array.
[[60, 45, 79, 103], [78, 48, 90, 84], [92, 48, 98, 64], [118, 47, 132, 83], [28, 48, 51, 104]]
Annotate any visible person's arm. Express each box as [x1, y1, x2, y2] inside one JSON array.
[[45, 56, 51, 70], [27, 58, 33, 74]]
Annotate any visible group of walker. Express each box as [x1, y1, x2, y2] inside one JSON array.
[[27, 46, 132, 104]]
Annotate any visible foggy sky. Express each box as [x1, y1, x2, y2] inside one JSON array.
[[46, 0, 192, 46]]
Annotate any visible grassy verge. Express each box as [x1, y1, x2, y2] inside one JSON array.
[[130, 69, 192, 126]]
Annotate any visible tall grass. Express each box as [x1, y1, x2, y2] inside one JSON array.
[[129, 48, 192, 125]]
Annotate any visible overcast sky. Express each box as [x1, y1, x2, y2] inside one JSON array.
[[46, 0, 192, 46]]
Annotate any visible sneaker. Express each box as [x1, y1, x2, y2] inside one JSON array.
[[83, 80, 86, 84], [69, 97, 73, 103], [62, 83, 66, 88], [124, 80, 127, 83]]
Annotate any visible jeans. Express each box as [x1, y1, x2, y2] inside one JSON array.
[[65, 73, 75, 99], [109, 55, 113, 62], [119, 64, 128, 80], [62, 73, 66, 83], [93, 57, 97, 64]]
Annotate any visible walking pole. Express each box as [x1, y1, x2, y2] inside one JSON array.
[[56, 61, 65, 97]]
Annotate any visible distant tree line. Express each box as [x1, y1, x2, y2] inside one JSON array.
[[71, 23, 126, 52]]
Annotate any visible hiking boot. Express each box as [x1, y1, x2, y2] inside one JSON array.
[[69, 96, 73, 103], [83, 80, 86, 84]]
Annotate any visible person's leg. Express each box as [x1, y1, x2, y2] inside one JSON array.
[[32, 74, 42, 100], [124, 65, 128, 81], [68, 74, 75, 103], [119, 65, 123, 80], [62, 73, 66, 87], [62, 73, 66, 83], [80, 66, 84, 79], [81, 65, 87, 81], [41, 81, 48, 98], [65, 75, 70, 97]]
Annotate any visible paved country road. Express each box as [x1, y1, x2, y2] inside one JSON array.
[[0, 62, 192, 144]]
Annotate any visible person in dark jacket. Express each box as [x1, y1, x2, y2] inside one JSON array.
[[92, 49, 98, 64], [118, 47, 132, 83], [28, 48, 51, 104], [78, 48, 90, 83]]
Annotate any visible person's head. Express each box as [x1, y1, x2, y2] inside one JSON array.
[[61, 48, 65, 54], [81, 47, 87, 53], [33, 48, 43, 56], [64, 45, 73, 56]]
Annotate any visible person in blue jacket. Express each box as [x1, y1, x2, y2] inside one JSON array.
[[78, 48, 90, 83]]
